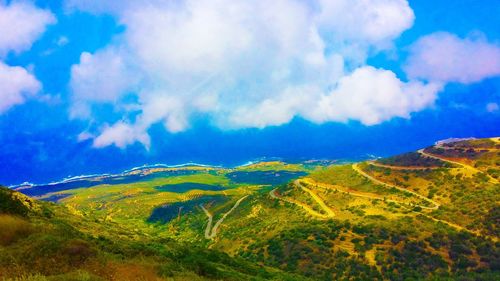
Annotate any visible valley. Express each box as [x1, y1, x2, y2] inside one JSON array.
[[1, 138, 499, 280]]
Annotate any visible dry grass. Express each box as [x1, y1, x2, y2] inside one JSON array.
[[0, 214, 33, 246]]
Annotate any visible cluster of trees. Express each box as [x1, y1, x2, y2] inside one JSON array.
[[379, 152, 451, 167], [426, 146, 485, 159], [0, 186, 30, 217], [240, 218, 500, 281]]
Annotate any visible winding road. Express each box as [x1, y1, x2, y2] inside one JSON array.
[[299, 178, 413, 207], [417, 149, 499, 184], [294, 180, 336, 217], [200, 204, 213, 239], [367, 161, 440, 170], [269, 188, 334, 219], [201, 195, 249, 239], [300, 177, 490, 239], [352, 163, 440, 210], [349, 163, 497, 241]]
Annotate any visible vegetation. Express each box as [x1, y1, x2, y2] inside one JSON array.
[[377, 152, 453, 167], [2, 138, 499, 280], [0, 186, 305, 280]]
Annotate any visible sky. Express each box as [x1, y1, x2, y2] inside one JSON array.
[[0, 0, 499, 185]]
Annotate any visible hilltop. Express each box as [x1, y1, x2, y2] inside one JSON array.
[[1, 138, 499, 280]]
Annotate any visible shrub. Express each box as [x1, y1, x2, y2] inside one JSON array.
[[0, 214, 34, 246], [62, 239, 96, 266], [0, 187, 30, 217]]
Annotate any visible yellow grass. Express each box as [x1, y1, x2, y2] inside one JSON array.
[[0, 215, 33, 246]]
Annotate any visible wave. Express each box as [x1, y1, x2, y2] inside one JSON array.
[[10, 158, 305, 189], [10, 173, 113, 190], [122, 162, 222, 173], [10, 162, 224, 189]]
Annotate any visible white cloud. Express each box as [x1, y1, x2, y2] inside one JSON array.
[[405, 32, 500, 84], [486, 102, 499, 113], [67, 0, 443, 148], [229, 67, 442, 128], [70, 48, 139, 118], [318, 0, 414, 43], [226, 85, 319, 129], [0, 61, 41, 113], [306, 66, 442, 125], [77, 131, 94, 142], [0, 1, 56, 56], [93, 121, 150, 149], [0, 1, 54, 114]]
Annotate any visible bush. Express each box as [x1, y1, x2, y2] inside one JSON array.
[[0, 214, 34, 246], [0, 187, 30, 217], [62, 239, 96, 265], [2, 271, 103, 281]]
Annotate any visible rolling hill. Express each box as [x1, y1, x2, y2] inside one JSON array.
[[1, 138, 499, 280]]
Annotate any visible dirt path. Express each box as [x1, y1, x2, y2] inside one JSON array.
[[301, 177, 497, 240], [300, 178, 414, 207], [418, 149, 480, 172], [294, 180, 335, 217], [269, 188, 333, 219], [210, 195, 249, 238], [349, 164, 498, 241], [367, 161, 440, 170], [200, 204, 213, 239], [201, 195, 249, 239], [411, 208, 497, 242], [418, 149, 498, 184], [352, 163, 440, 210]]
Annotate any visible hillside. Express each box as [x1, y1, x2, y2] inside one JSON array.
[[0, 186, 308, 280], [2, 138, 499, 280]]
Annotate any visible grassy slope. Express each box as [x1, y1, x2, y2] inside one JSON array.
[[0, 186, 309, 281], [202, 139, 500, 280], [2, 140, 499, 280]]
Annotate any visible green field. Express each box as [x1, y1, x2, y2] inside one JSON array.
[[1, 140, 500, 280]]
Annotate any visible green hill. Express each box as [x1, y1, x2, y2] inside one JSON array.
[[0, 186, 308, 281], [2, 138, 499, 280]]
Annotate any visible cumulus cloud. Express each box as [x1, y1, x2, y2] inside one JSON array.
[[307, 67, 442, 125], [67, 0, 443, 148], [0, 1, 56, 56], [93, 121, 150, 149], [318, 0, 414, 55], [0, 61, 41, 113], [70, 48, 139, 118], [405, 32, 500, 84], [229, 67, 442, 128], [0, 1, 54, 114]]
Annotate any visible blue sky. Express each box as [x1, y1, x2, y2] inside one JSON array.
[[0, 0, 499, 185]]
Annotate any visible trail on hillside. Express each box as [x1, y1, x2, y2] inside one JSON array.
[[410, 208, 496, 242], [352, 163, 440, 210], [349, 164, 497, 241], [210, 195, 249, 238], [269, 188, 333, 219], [301, 178, 492, 239], [367, 161, 441, 170], [200, 204, 213, 239], [418, 149, 480, 172], [201, 195, 249, 239], [418, 149, 499, 184], [294, 180, 336, 217], [300, 178, 419, 208]]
